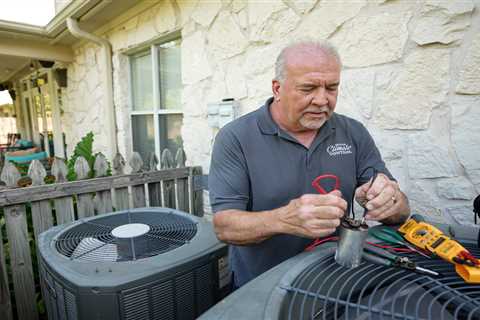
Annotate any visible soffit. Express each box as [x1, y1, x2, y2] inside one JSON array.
[[0, 0, 140, 45], [0, 54, 30, 83], [0, 0, 141, 83]]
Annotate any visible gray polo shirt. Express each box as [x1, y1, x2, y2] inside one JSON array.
[[209, 97, 393, 287]]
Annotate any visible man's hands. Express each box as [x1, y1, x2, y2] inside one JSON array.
[[355, 173, 410, 224], [278, 190, 347, 238], [213, 191, 347, 245], [213, 175, 409, 246]]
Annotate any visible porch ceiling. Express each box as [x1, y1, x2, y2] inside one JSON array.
[[0, 0, 140, 83], [0, 54, 29, 83]]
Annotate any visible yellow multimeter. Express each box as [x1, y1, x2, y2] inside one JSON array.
[[398, 217, 480, 283]]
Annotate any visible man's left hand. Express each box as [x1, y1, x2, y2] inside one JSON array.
[[355, 173, 409, 223]]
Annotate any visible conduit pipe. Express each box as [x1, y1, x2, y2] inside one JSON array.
[[66, 17, 118, 160]]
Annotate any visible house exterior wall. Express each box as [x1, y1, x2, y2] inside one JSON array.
[[62, 44, 110, 157], [62, 0, 480, 223]]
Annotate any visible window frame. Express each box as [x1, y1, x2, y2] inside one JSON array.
[[128, 37, 183, 163]]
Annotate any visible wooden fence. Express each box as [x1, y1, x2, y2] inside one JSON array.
[[0, 150, 204, 320]]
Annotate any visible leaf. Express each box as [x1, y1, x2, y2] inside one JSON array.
[[66, 132, 112, 181], [66, 132, 95, 181]]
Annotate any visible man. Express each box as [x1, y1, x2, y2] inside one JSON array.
[[208, 41, 410, 288]]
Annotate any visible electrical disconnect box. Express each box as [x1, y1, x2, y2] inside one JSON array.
[[207, 99, 239, 129]]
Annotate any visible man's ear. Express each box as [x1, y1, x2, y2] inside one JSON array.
[[272, 80, 281, 101]]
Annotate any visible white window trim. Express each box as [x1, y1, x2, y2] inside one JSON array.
[[128, 39, 183, 165]]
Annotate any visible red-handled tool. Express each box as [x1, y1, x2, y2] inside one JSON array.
[[312, 174, 340, 194], [306, 174, 343, 252]]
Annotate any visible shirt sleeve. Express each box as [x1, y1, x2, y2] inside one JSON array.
[[208, 128, 250, 213], [355, 124, 395, 186]]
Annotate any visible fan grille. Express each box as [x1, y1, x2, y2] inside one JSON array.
[[280, 243, 480, 320], [54, 210, 197, 262]]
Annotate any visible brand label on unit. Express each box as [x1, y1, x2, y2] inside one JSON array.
[[217, 256, 231, 289]]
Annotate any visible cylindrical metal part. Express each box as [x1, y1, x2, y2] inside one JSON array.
[[335, 219, 369, 268], [112, 223, 150, 261]]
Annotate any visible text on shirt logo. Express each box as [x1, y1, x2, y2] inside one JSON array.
[[327, 143, 353, 156]]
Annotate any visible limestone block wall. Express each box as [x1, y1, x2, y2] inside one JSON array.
[[62, 44, 110, 157], [62, 0, 480, 223]]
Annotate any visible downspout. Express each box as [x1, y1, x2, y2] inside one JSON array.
[[66, 17, 118, 161]]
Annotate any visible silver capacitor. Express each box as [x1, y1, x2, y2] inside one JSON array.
[[335, 218, 369, 268]]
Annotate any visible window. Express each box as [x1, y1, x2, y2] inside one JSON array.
[[130, 38, 183, 163]]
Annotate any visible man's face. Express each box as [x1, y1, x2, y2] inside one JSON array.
[[273, 52, 341, 132]]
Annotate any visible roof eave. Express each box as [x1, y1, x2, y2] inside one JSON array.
[[0, 0, 103, 41]]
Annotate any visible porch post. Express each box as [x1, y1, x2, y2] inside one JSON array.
[[47, 70, 65, 158], [12, 83, 26, 139], [19, 82, 32, 141], [38, 85, 50, 157], [26, 80, 41, 146]]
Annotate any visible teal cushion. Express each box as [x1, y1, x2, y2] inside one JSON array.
[[6, 151, 47, 163], [14, 139, 34, 148]]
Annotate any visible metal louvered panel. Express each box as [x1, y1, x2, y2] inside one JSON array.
[[123, 288, 151, 320], [151, 280, 175, 320], [195, 263, 214, 314], [120, 263, 218, 320], [54, 281, 67, 320], [64, 289, 77, 320], [175, 272, 195, 319], [40, 261, 78, 320], [40, 264, 56, 320], [46, 271, 60, 320]]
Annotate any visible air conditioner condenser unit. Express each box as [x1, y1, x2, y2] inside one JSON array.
[[38, 207, 230, 320]]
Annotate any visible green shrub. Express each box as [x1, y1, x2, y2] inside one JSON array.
[[66, 132, 111, 181]]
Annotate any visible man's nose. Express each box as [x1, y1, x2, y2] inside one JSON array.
[[311, 87, 328, 106]]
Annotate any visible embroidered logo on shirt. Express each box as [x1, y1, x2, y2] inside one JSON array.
[[327, 143, 353, 156]]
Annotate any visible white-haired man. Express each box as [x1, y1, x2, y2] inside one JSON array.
[[209, 41, 410, 288]]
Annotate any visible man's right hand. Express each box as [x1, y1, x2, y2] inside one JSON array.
[[278, 190, 347, 238]]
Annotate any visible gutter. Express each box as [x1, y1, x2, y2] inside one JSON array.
[[0, 19, 45, 36], [66, 17, 118, 161]]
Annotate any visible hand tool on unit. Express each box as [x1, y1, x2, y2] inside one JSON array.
[[363, 243, 439, 276], [399, 216, 480, 283], [308, 173, 342, 253], [369, 227, 431, 259]]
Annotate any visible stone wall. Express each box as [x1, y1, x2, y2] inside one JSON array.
[[63, 0, 480, 223], [62, 44, 110, 157]]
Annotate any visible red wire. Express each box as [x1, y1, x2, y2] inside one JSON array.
[[366, 241, 414, 253], [305, 237, 338, 251]]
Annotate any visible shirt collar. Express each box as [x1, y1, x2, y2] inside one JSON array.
[[257, 97, 277, 135], [256, 97, 337, 136]]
